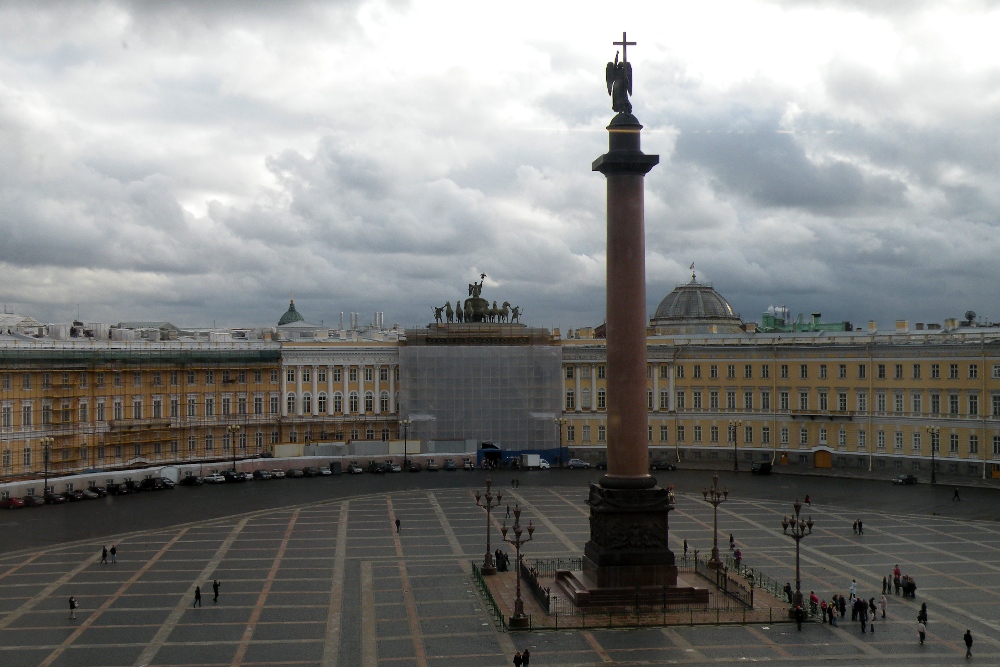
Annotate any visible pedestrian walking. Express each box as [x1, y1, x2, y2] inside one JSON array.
[[506, 504, 511, 519], [68, 596, 77, 620], [805, 494, 811, 507], [683, 539, 688, 559], [820, 599, 828, 623], [882, 576, 887, 595], [964, 629, 973, 658], [880, 593, 887, 619], [729, 533, 735, 550], [839, 594, 846, 619], [101, 546, 108, 564], [918, 620, 926, 645], [858, 519, 864, 535], [849, 579, 857, 598], [734, 548, 742, 570], [213, 579, 220, 603], [953, 487, 961, 501], [853, 520, 858, 535], [894, 564, 901, 595], [193, 586, 202, 608], [513, 649, 523, 667], [869, 598, 877, 633], [110, 545, 117, 563], [395, 518, 401, 533], [522, 648, 530, 666], [795, 605, 804, 631], [919, 602, 928, 624]]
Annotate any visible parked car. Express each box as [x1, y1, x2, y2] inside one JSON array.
[[367, 461, 386, 474], [385, 461, 402, 473], [443, 458, 457, 471], [22, 495, 46, 507], [223, 470, 247, 483], [179, 475, 203, 486], [0, 497, 25, 509], [650, 459, 677, 471], [302, 466, 321, 477], [203, 473, 226, 484], [160, 478, 176, 489], [318, 467, 332, 476], [252, 469, 273, 480], [61, 490, 86, 502], [347, 462, 364, 474], [88, 485, 108, 497], [567, 458, 591, 469], [271, 469, 287, 479], [286, 468, 305, 478], [140, 478, 167, 491], [893, 474, 918, 485], [463, 459, 475, 470], [596, 461, 608, 470], [408, 461, 423, 472], [426, 460, 440, 471], [80, 489, 101, 500], [124, 480, 143, 493], [44, 492, 68, 504], [751, 461, 773, 475]]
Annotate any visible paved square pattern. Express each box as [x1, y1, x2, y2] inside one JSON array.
[[1, 484, 997, 666]]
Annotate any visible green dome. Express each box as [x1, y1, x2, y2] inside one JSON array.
[[278, 299, 305, 326]]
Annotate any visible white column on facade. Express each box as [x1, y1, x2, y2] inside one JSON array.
[[296, 365, 303, 416], [282, 367, 289, 417], [358, 363, 365, 414], [590, 364, 597, 412], [653, 362, 660, 412], [312, 365, 319, 416], [575, 365, 582, 413], [327, 366, 334, 415], [373, 364, 380, 415], [668, 364, 675, 411], [343, 364, 350, 414], [389, 365, 396, 414]]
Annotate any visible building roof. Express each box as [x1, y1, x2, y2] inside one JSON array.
[[650, 278, 744, 334], [278, 299, 305, 326]]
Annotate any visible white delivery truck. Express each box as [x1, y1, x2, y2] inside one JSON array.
[[520, 454, 541, 469]]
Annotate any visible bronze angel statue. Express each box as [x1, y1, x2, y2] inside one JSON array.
[[606, 51, 632, 114]]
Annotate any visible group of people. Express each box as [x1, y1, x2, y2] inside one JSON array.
[[852, 519, 865, 535], [494, 549, 511, 572], [885, 564, 917, 598], [512, 648, 530, 666]]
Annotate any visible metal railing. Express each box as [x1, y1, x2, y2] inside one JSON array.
[[694, 555, 753, 608], [471, 562, 507, 631]]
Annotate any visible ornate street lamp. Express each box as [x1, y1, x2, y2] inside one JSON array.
[[400, 419, 412, 470], [501, 505, 535, 629], [228, 424, 241, 471], [729, 420, 742, 472], [554, 417, 567, 467], [925, 426, 939, 484], [701, 472, 728, 569], [40, 436, 54, 494], [781, 499, 814, 610], [474, 477, 502, 575]]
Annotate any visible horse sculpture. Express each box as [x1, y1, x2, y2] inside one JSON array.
[[500, 301, 511, 323], [445, 301, 454, 323], [456, 301, 464, 323]]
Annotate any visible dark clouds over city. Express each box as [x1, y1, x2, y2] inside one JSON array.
[[1, 0, 999, 330]]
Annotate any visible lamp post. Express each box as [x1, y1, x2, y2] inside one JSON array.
[[400, 419, 412, 470], [228, 424, 241, 471], [729, 419, 742, 472], [554, 417, 567, 467], [701, 472, 728, 569], [925, 426, 939, 484], [40, 436, 54, 494], [501, 505, 535, 628], [474, 477, 502, 575], [781, 499, 814, 610]]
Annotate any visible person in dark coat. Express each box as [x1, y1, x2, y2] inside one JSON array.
[[795, 605, 804, 631], [964, 629, 973, 657], [213, 579, 220, 602], [69, 596, 78, 619], [395, 518, 400, 533], [101, 546, 108, 564], [193, 586, 202, 608], [513, 650, 523, 667], [522, 648, 530, 666], [839, 594, 847, 619], [110, 545, 117, 563], [953, 487, 961, 501]]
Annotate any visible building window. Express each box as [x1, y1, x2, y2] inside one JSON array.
[[658, 365, 669, 379], [598, 425, 606, 442], [858, 429, 866, 449], [780, 427, 789, 445], [932, 393, 941, 415], [205, 371, 214, 385], [317, 394, 327, 413], [286, 394, 296, 414], [839, 429, 847, 448], [205, 434, 214, 451], [894, 364, 903, 380], [676, 425, 685, 442], [800, 364, 808, 379], [799, 427, 808, 446], [675, 365, 684, 379], [994, 436, 1000, 456], [582, 425, 591, 442], [659, 425, 669, 442], [894, 393, 903, 413], [762, 426, 770, 444], [950, 434, 959, 454], [350, 428, 359, 440], [112, 400, 122, 421], [301, 368, 310, 383], [819, 427, 827, 445], [333, 393, 343, 413], [647, 389, 654, 410], [727, 364, 735, 379], [659, 389, 669, 410], [838, 364, 847, 379], [779, 391, 789, 411], [693, 365, 701, 379], [912, 364, 921, 380], [709, 390, 719, 410], [949, 394, 959, 415], [693, 391, 702, 409], [647, 425, 653, 441], [726, 390, 736, 410], [970, 434, 979, 454], [819, 392, 828, 411], [858, 364, 866, 379], [364, 368, 373, 382], [761, 390, 770, 411], [302, 394, 312, 413], [819, 364, 827, 379], [970, 364, 979, 379], [566, 390, 575, 411], [380, 391, 390, 412], [565, 365, 575, 380], [970, 394, 979, 416], [710, 365, 718, 379], [332, 368, 341, 383], [597, 365, 605, 379], [949, 364, 959, 379], [566, 425, 575, 442], [744, 364, 753, 379], [697, 425, 706, 442], [41, 404, 52, 425], [1, 405, 12, 429], [675, 391, 684, 410], [597, 389, 606, 410], [744, 391, 753, 411], [877, 430, 885, 450], [364, 392, 374, 413], [744, 426, 753, 443], [349, 368, 358, 382], [0, 373, 9, 391], [912, 393, 922, 414], [877, 364, 886, 379], [152, 398, 162, 419], [799, 392, 809, 411], [876, 393, 886, 413], [993, 365, 1000, 379], [349, 392, 359, 412], [380, 367, 389, 382], [761, 364, 769, 379], [780, 364, 789, 379]]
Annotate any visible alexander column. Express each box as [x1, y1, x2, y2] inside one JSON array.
[[584, 33, 676, 589]]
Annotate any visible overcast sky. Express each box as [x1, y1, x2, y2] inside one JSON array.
[[2, 0, 1000, 331]]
